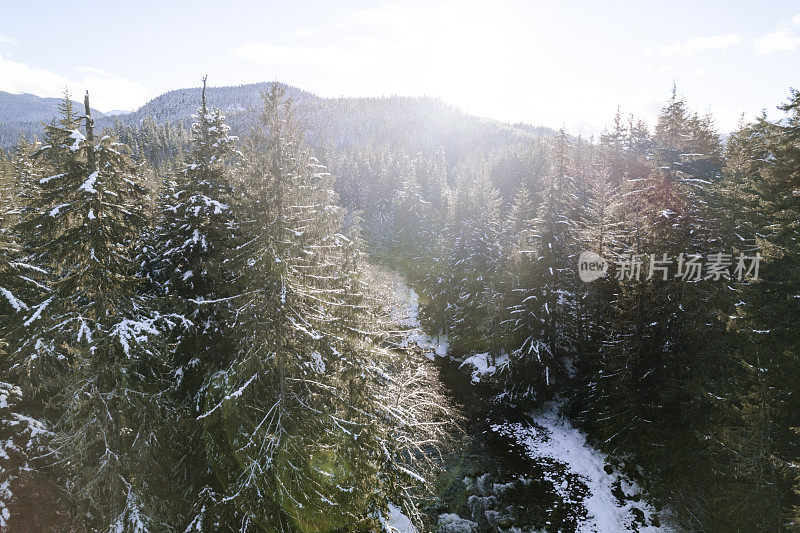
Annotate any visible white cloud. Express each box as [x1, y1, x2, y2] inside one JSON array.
[[659, 33, 744, 57], [345, 36, 396, 50], [75, 72, 151, 111], [0, 51, 69, 95], [793, 13, 800, 25], [0, 52, 151, 111], [293, 27, 316, 39], [754, 22, 800, 54], [0, 33, 17, 46]]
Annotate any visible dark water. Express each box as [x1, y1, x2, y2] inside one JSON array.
[[427, 356, 595, 532]]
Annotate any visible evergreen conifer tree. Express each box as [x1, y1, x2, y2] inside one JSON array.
[[198, 83, 450, 531], [146, 77, 244, 528], [499, 131, 577, 405], [12, 92, 168, 529]]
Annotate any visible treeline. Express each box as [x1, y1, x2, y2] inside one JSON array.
[[109, 115, 190, 170], [327, 87, 800, 530], [0, 84, 456, 531]]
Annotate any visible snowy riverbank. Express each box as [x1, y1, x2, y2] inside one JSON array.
[[491, 403, 665, 532], [373, 265, 671, 532]]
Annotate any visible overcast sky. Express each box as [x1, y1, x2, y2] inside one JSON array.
[[1, 1, 799, 135]]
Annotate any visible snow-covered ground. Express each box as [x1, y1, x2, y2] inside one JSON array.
[[492, 402, 666, 532], [381, 503, 417, 533], [380, 271, 449, 359]]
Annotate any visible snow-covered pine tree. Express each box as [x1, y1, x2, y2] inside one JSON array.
[[715, 92, 800, 530], [0, 163, 23, 317], [366, 151, 399, 252], [504, 183, 536, 256], [564, 136, 594, 357], [416, 223, 458, 338], [6, 134, 41, 222], [496, 181, 537, 362], [568, 128, 626, 428], [197, 83, 448, 531], [393, 155, 430, 276], [572, 111, 658, 468], [438, 169, 503, 355], [145, 77, 244, 528], [0, 140, 34, 317], [498, 131, 577, 406], [150, 77, 240, 403], [418, 146, 449, 216], [12, 92, 169, 529], [576, 89, 735, 527], [0, 144, 57, 531], [3, 135, 47, 311]]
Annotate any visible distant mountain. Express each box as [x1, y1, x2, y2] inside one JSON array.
[[0, 91, 106, 147], [0, 91, 105, 124], [113, 82, 318, 126], [0, 82, 556, 159]]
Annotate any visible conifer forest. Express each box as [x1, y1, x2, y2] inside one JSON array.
[[1, 2, 800, 532]]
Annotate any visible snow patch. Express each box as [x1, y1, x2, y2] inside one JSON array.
[[392, 284, 449, 359], [23, 297, 52, 327], [460, 352, 508, 383], [310, 351, 326, 373], [68, 129, 85, 151], [49, 203, 69, 217], [381, 503, 417, 533], [0, 287, 27, 312], [39, 173, 65, 184], [79, 171, 99, 194], [491, 401, 665, 532]]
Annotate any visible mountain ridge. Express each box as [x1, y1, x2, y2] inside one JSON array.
[[0, 82, 557, 154], [0, 91, 106, 124]]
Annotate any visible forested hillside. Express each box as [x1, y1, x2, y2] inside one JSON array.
[[1, 79, 799, 531], [0, 83, 554, 173], [0, 91, 105, 156], [0, 91, 106, 124]]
